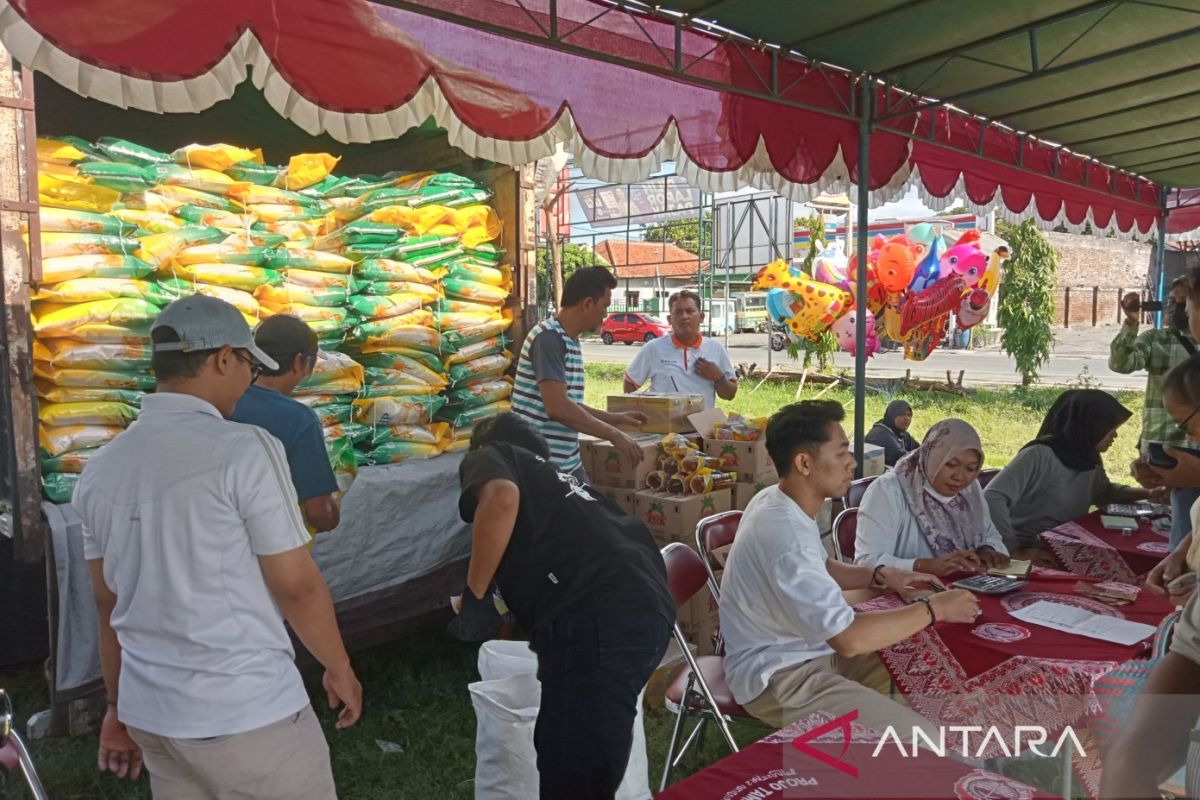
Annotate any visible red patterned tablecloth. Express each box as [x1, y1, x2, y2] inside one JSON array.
[[655, 712, 1061, 800], [866, 571, 1173, 762], [1040, 512, 1171, 583]]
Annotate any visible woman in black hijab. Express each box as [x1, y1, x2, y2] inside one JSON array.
[[865, 399, 920, 467], [984, 389, 1165, 557]]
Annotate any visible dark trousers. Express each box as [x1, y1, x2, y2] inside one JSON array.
[[534, 611, 671, 800]]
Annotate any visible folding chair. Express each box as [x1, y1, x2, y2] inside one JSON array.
[[844, 475, 878, 509], [977, 468, 1000, 490], [831, 507, 859, 563], [659, 542, 748, 790], [695, 510, 742, 603]]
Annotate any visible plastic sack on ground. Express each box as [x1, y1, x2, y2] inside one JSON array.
[[40, 447, 98, 474], [175, 242, 268, 267], [39, 254, 155, 283], [364, 440, 444, 463], [39, 401, 137, 428], [447, 379, 513, 408], [308, 402, 354, 427], [39, 232, 139, 259], [165, 262, 283, 292], [38, 207, 135, 236], [368, 422, 450, 446], [43, 472, 79, 503], [33, 298, 162, 338], [33, 340, 152, 371], [33, 278, 172, 305], [352, 395, 446, 426], [158, 278, 261, 317], [321, 422, 372, 445], [436, 400, 511, 428], [34, 366, 156, 391], [39, 423, 124, 456]]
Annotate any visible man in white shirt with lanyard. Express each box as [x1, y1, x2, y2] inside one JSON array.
[[77, 295, 361, 799], [623, 289, 737, 409]]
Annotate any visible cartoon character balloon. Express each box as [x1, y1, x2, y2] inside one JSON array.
[[846, 251, 887, 314], [939, 241, 988, 288], [831, 308, 879, 358], [812, 240, 851, 291], [957, 287, 990, 329], [754, 260, 851, 340], [873, 235, 917, 293]]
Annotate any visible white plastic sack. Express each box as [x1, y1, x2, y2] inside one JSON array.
[[471, 641, 650, 800]]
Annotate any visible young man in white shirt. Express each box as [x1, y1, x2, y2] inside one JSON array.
[[77, 295, 362, 799], [720, 400, 980, 733], [623, 289, 737, 409]]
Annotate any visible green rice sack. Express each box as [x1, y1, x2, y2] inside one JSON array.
[[94, 137, 171, 166], [39, 207, 136, 236], [42, 472, 80, 503], [435, 399, 511, 428]]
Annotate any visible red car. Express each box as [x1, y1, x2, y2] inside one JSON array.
[[600, 312, 670, 345]]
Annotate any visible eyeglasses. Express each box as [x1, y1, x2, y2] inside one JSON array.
[[1178, 407, 1200, 436], [232, 349, 264, 382]]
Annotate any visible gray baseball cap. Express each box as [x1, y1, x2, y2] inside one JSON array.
[[151, 294, 279, 370]]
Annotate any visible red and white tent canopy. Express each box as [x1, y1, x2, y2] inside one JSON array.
[[0, 0, 1164, 235]]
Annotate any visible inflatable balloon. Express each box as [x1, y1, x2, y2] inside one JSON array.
[[939, 242, 988, 288], [873, 235, 917, 293], [812, 240, 851, 291], [760, 273, 851, 340], [900, 274, 965, 336], [846, 251, 887, 314], [957, 287, 990, 329], [904, 315, 948, 361], [978, 245, 1008, 296], [881, 291, 906, 341], [752, 258, 804, 292], [831, 308, 879, 358]]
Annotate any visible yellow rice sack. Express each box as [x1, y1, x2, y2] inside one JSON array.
[[33, 340, 151, 370], [33, 278, 170, 305], [33, 298, 161, 337], [258, 301, 347, 324], [37, 138, 87, 165], [39, 401, 137, 427], [158, 278, 261, 317], [39, 423, 124, 456], [38, 232, 139, 259], [38, 207, 133, 236], [282, 268, 354, 290], [163, 262, 283, 292], [359, 325, 442, 354], [137, 226, 226, 269], [38, 173, 120, 213], [38, 254, 155, 283], [172, 143, 261, 172], [111, 208, 184, 234], [281, 153, 340, 190], [33, 365, 155, 390]]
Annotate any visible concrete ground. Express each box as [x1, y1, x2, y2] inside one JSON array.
[[582, 324, 1150, 390]]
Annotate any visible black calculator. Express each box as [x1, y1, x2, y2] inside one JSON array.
[[952, 575, 1026, 595]]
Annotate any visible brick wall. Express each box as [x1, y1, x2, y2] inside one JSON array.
[[1050, 286, 1131, 327], [1043, 232, 1153, 326]]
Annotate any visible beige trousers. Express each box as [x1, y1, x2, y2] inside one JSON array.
[[127, 704, 336, 800], [744, 652, 940, 741]]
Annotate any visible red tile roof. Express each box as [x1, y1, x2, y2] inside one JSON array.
[[594, 240, 708, 279]]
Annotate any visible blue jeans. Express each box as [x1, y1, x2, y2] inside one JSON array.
[[534, 611, 670, 800], [1171, 487, 1200, 548]]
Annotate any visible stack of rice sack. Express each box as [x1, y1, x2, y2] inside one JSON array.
[[291, 350, 367, 494]]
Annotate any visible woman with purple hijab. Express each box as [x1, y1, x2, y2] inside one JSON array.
[[854, 418, 1010, 576]]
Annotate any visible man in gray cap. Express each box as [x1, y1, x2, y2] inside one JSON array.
[[233, 314, 340, 533], [75, 295, 361, 799]]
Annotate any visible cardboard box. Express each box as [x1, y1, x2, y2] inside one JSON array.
[[861, 443, 886, 478], [579, 434, 602, 480], [703, 438, 775, 482], [682, 568, 722, 656], [732, 478, 774, 511], [594, 485, 637, 516], [608, 393, 704, 434], [634, 488, 732, 545], [590, 433, 663, 489]]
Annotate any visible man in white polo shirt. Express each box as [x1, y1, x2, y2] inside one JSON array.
[[77, 295, 361, 799], [623, 289, 737, 409]]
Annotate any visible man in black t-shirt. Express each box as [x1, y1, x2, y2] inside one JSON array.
[[456, 413, 673, 800]]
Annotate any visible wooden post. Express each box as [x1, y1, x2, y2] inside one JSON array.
[[1117, 287, 1123, 324], [1092, 286, 1099, 327], [1063, 286, 1071, 329], [0, 52, 43, 564]]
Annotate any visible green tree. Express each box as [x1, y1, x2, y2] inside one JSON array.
[[536, 243, 608, 304], [642, 216, 711, 256], [996, 220, 1057, 386], [794, 213, 837, 371]]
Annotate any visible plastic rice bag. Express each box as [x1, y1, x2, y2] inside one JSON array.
[[436, 311, 503, 332], [165, 262, 283, 292], [263, 248, 354, 273], [313, 220, 400, 251], [33, 278, 172, 305], [111, 208, 183, 234], [230, 184, 325, 208], [447, 352, 513, 387], [37, 138, 87, 165], [434, 298, 501, 317], [39, 232, 139, 259], [280, 153, 340, 191], [355, 258, 440, 284], [295, 351, 364, 395], [349, 293, 424, 321], [364, 440, 444, 464], [447, 378, 513, 408], [38, 173, 120, 212], [448, 261, 509, 288], [359, 325, 442, 354], [309, 401, 354, 427], [225, 160, 284, 186], [39, 254, 155, 283], [172, 205, 255, 230], [34, 365, 156, 391], [77, 161, 156, 193], [174, 241, 268, 267], [442, 276, 507, 306], [137, 226, 227, 269], [172, 143, 261, 172], [40, 447, 98, 474], [33, 340, 151, 371], [254, 282, 348, 308], [360, 280, 441, 304], [352, 395, 446, 426], [259, 301, 347, 325], [442, 319, 512, 351], [38, 207, 135, 236], [34, 298, 162, 337], [96, 137, 170, 166], [358, 355, 446, 388], [42, 472, 80, 503], [436, 400, 511, 429], [39, 401, 137, 427], [367, 422, 450, 446], [39, 423, 124, 456], [322, 422, 372, 445], [43, 324, 151, 344], [281, 267, 355, 291], [444, 336, 507, 367], [150, 164, 240, 195], [34, 383, 144, 405], [158, 278, 261, 317]]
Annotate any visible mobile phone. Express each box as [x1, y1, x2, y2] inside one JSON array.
[[1148, 441, 1200, 469], [1167, 572, 1198, 592]]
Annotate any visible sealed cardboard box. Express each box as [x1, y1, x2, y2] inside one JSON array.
[[595, 485, 637, 516], [634, 488, 732, 545], [579, 434, 602, 480], [861, 443, 886, 478], [732, 478, 773, 511], [608, 393, 704, 434], [703, 438, 774, 482], [590, 433, 662, 489], [682, 568, 722, 656]]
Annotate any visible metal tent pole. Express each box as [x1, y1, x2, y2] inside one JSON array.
[[854, 77, 873, 477], [1156, 186, 1168, 329]]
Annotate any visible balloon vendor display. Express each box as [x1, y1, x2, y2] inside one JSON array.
[[30, 136, 514, 503], [753, 228, 998, 362]]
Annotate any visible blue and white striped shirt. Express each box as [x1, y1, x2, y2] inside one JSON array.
[[513, 318, 586, 473]]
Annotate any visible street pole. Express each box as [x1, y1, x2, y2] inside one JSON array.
[[854, 76, 873, 478], [1155, 185, 1168, 329]]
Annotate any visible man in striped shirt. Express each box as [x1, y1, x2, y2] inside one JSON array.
[[514, 266, 648, 481]]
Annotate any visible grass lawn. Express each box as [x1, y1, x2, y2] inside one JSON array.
[[1, 368, 1145, 798]]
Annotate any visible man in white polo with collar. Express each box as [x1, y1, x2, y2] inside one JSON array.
[[76, 294, 361, 799], [623, 289, 737, 409]]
